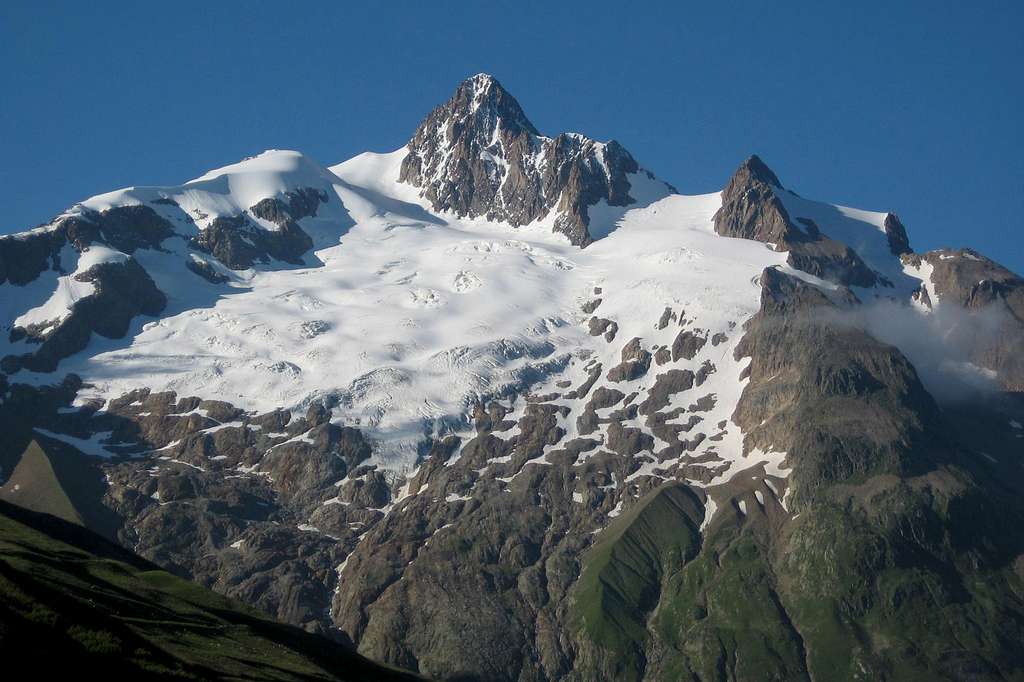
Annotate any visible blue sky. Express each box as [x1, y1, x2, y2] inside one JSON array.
[[1, 1, 1021, 272]]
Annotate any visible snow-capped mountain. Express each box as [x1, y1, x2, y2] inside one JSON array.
[[2, 75, 1023, 681]]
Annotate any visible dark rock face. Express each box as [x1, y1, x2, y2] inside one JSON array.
[[588, 316, 618, 342], [883, 212, 912, 256], [0, 383, 378, 635], [671, 265, 1024, 681], [399, 74, 647, 246], [0, 205, 174, 287], [66, 205, 176, 254], [712, 155, 792, 244], [784, 234, 880, 288], [0, 225, 69, 286], [190, 188, 325, 269], [671, 329, 706, 362], [3, 258, 166, 374], [0, 204, 177, 375], [185, 256, 229, 283], [733, 267, 944, 501], [606, 337, 651, 382], [913, 248, 1024, 390], [714, 156, 878, 287]]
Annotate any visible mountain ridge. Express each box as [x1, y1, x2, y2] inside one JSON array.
[[1, 73, 1023, 680]]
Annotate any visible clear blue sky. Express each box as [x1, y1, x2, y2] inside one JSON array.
[[1, 1, 1021, 272]]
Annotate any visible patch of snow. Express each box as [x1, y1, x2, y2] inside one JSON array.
[[33, 428, 117, 458]]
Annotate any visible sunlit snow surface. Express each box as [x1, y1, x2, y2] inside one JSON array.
[[7, 148, 904, 487]]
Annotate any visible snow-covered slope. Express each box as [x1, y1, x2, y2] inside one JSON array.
[[0, 75, 998, 490], [4, 144, 795, 481]]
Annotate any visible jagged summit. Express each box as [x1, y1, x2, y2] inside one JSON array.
[[737, 154, 784, 189], [444, 73, 540, 138], [715, 154, 918, 289], [399, 74, 668, 245]]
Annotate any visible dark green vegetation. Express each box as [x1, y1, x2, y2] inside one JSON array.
[[572, 483, 702, 679], [0, 499, 421, 680], [567, 269, 1024, 681]]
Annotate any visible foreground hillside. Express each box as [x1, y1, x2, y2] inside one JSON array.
[[0, 499, 420, 680]]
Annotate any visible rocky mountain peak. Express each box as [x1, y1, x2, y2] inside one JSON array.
[[715, 155, 880, 288], [399, 74, 657, 246], [736, 154, 784, 190], [883, 212, 912, 256], [714, 155, 793, 244], [446, 73, 540, 138]]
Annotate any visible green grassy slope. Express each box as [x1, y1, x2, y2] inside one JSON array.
[[570, 483, 702, 680], [0, 499, 422, 680]]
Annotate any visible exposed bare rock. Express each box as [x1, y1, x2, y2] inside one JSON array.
[[714, 156, 878, 287], [0, 204, 174, 287], [656, 307, 676, 329], [189, 188, 325, 270], [671, 329, 706, 362], [3, 257, 166, 374], [398, 74, 662, 246], [185, 256, 229, 283], [588, 316, 619, 342], [606, 337, 651, 382], [695, 360, 716, 386], [917, 248, 1024, 390], [733, 267, 946, 505], [638, 369, 695, 415], [588, 386, 626, 411], [883, 212, 912, 256]]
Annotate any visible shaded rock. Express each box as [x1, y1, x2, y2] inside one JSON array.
[[3, 258, 166, 374], [714, 155, 877, 287], [671, 329, 706, 362], [606, 338, 651, 382]]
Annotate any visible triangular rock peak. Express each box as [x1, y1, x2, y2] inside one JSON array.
[[714, 155, 914, 288], [399, 74, 665, 246]]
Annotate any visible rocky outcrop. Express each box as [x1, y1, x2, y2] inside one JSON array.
[[714, 156, 879, 287], [733, 267, 945, 502], [62, 204, 176, 254], [0, 382, 380, 634], [0, 204, 174, 287], [190, 188, 325, 269], [883, 212, 912, 256], [910, 248, 1024, 390], [681, 265, 1024, 681], [0, 226, 66, 286], [606, 337, 651, 382], [399, 74, 656, 246], [3, 257, 166, 374]]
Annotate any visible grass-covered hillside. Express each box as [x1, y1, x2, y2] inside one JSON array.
[[0, 499, 421, 680]]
